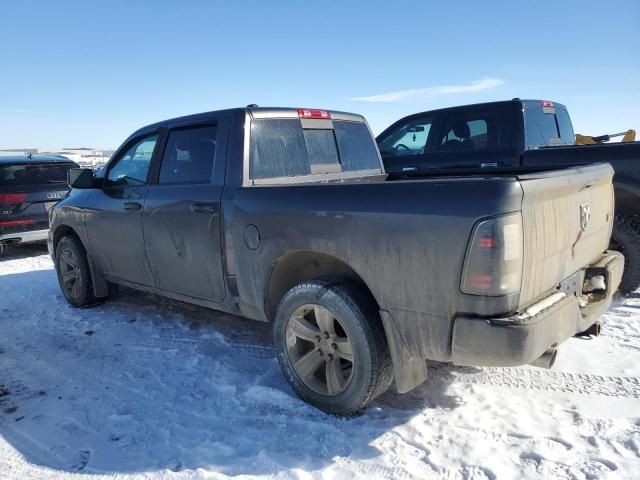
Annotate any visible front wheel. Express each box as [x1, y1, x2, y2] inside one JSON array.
[[610, 216, 640, 295], [273, 279, 392, 416], [55, 235, 96, 307]]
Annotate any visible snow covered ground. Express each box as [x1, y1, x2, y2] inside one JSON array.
[[1, 244, 639, 480]]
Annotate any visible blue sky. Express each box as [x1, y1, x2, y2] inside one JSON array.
[[1, 0, 638, 149]]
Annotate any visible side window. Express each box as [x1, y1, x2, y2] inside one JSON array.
[[439, 116, 491, 152], [378, 117, 433, 157], [107, 135, 158, 187], [159, 125, 217, 184]]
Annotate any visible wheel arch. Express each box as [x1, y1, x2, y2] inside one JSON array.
[[265, 250, 427, 396], [52, 224, 109, 298], [614, 180, 640, 220], [52, 224, 84, 257], [265, 251, 380, 322]]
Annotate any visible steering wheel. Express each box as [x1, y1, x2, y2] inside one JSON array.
[[395, 144, 411, 152]]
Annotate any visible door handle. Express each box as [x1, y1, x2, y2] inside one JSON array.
[[124, 202, 142, 211], [191, 202, 218, 213]]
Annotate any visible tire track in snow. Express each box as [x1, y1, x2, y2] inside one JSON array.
[[428, 363, 640, 398], [109, 324, 640, 400], [334, 456, 434, 480]]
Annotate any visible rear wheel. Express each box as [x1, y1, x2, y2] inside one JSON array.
[[610, 215, 640, 295], [55, 236, 96, 307], [274, 279, 392, 416]]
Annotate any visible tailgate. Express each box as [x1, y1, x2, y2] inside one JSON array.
[[518, 163, 614, 308]]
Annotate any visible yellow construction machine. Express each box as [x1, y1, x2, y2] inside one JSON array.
[[575, 129, 636, 145]]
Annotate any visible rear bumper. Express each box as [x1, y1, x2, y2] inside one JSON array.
[[451, 250, 624, 367], [0, 228, 49, 245]]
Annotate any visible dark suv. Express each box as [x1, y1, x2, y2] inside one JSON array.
[[0, 155, 78, 253]]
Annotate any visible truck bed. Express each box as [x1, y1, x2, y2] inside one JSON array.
[[523, 142, 640, 216], [386, 163, 614, 306]]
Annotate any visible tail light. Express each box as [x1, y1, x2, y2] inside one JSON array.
[[298, 109, 331, 119], [0, 193, 27, 204], [461, 213, 523, 296], [0, 219, 34, 227]]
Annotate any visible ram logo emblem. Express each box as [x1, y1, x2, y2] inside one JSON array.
[[580, 203, 591, 232]]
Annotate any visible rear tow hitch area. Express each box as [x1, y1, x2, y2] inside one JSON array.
[[575, 321, 601, 338], [574, 269, 608, 339], [529, 346, 558, 369]]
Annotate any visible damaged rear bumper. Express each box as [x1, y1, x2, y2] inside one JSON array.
[[451, 250, 624, 367]]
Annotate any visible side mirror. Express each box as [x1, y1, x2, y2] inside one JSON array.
[[68, 168, 97, 189]]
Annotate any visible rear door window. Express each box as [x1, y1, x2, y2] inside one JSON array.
[[249, 119, 381, 180], [158, 125, 217, 184], [438, 115, 494, 152], [0, 162, 74, 188]]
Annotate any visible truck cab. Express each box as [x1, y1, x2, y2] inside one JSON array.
[[378, 99, 577, 173]]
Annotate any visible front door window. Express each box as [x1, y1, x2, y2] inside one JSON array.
[[106, 135, 158, 187]]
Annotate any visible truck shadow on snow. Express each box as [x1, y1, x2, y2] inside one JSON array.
[[0, 268, 463, 476]]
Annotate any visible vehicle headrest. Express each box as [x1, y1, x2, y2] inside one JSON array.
[[452, 121, 470, 139]]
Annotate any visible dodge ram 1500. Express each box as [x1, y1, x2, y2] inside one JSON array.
[[49, 107, 623, 415]]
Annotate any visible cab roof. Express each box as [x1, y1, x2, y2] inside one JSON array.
[[130, 107, 366, 138]]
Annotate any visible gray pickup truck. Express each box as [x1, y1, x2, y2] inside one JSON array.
[[49, 107, 623, 415]]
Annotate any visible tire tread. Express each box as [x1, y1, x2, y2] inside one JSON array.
[[274, 277, 393, 415]]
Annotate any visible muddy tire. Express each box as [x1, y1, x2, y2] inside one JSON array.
[[610, 215, 640, 295], [55, 235, 96, 307], [274, 278, 393, 416]]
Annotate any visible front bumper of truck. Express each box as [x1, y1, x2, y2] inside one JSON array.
[[450, 250, 624, 367]]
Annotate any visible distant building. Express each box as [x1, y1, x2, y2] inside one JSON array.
[[0, 148, 38, 156], [0, 147, 114, 167], [42, 148, 115, 167]]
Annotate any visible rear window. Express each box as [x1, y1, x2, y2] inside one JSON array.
[[525, 107, 574, 149], [334, 121, 382, 171], [249, 119, 380, 180], [303, 129, 341, 174], [555, 108, 575, 143], [0, 162, 74, 188]]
